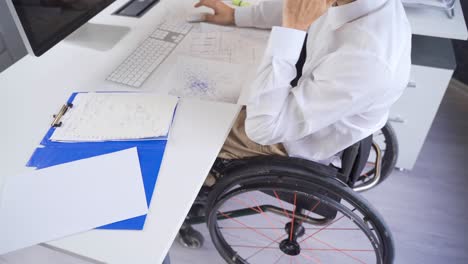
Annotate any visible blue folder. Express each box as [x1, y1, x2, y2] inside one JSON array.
[[26, 92, 174, 230]]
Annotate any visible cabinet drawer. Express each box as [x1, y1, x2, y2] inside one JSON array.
[[389, 65, 454, 169]]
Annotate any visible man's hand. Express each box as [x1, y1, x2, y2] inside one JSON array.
[[283, 0, 336, 31], [194, 0, 235, 25]]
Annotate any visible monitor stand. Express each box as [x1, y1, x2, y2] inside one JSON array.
[[64, 23, 130, 52]]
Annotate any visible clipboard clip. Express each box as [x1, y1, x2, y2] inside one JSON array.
[[51, 103, 73, 128]]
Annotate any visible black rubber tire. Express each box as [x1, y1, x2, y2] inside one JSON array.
[[378, 123, 399, 184], [205, 162, 395, 264]]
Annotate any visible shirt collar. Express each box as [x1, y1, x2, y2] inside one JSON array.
[[327, 0, 389, 30]]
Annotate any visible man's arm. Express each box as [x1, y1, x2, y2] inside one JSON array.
[[243, 0, 391, 145], [194, 0, 283, 29], [235, 0, 283, 29], [244, 30, 392, 144]]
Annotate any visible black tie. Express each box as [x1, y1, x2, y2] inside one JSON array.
[[290, 34, 308, 88]]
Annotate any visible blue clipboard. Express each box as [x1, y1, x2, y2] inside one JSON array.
[[26, 92, 175, 230]]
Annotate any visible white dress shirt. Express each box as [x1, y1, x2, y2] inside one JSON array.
[[234, 0, 412, 162]]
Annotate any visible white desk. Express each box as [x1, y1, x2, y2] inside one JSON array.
[[0, 0, 244, 263]]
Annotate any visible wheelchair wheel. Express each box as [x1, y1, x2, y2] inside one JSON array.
[[206, 166, 394, 264], [354, 123, 399, 191]]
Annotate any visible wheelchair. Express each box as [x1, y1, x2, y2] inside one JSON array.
[[178, 123, 398, 264]]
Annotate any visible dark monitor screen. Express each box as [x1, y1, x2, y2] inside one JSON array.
[[11, 0, 115, 56]]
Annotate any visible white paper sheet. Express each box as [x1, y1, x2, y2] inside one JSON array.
[[0, 148, 148, 255], [164, 56, 250, 103], [50, 93, 178, 142], [182, 23, 269, 65]]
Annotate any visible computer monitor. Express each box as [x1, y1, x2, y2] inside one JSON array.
[[6, 0, 117, 56]]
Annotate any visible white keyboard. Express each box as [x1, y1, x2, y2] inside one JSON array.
[[107, 21, 193, 88]]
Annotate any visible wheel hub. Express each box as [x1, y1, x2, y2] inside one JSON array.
[[285, 222, 305, 239], [279, 239, 301, 256], [279, 222, 304, 256]]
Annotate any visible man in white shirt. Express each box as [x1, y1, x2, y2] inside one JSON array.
[[195, 0, 412, 164]]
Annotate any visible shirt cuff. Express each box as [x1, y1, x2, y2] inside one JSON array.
[[234, 7, 255, 27], [267, 27, 307, 60]]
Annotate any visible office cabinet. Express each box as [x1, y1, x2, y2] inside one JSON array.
[[390, 65, 454, 169], [387, 0, 465, 170]]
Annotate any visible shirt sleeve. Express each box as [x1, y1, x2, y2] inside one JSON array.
[[235, 0, 283, 29], [245, 27, 392, 145]]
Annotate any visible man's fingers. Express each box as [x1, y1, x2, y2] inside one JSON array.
[[203, 13, 217, 23], [194, 0, 209, 8], [194, 0, 218, 9], [194, 1, 204, 8], [194, 0, 234, 25], [326, 0, 337, 7]]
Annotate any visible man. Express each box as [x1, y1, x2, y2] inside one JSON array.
[[195, 0, 411, 165]]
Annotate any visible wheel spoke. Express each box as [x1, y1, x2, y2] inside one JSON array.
[[299, 214, 346, 243], [220, 227, 283, 230], [311, 236, 368, 264], [300, 251, 323, 264], [297, 199, 321, 226], [273, 254, 285, 264], [290, 192, 297, 241], [231, 196, 285, 227], [218, 211, 277, 243], [302, 248, 374, 252], [244, 234, 287, 260], [246, 194, 285, 236], [301, 237, 323, 264], [305, 227, 360, 231], [231, 197, 262, 214], [231, 245, 277, 249], [219, 227, 361, 231], [223, 231, 260, 245], [273, 190, 291, 219]]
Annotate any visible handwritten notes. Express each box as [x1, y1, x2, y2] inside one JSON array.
[[164, 56, 249, 103], [50, 93, 178, 142]]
